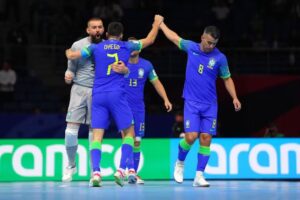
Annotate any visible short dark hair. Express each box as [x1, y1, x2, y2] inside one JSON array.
[[87, 17, 103, 27], [107, 22, 124, 37], [204, 26, 220, 39], [128, 36, 137, 41]]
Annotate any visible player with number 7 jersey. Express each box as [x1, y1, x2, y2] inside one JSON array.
[[81, 40, 141, 92], [65, 16, 163, 187]]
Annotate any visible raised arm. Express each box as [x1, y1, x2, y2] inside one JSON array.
[[139, 14, 164, 49], [223, 77, 242, 111], [151, 79, 173, 112], [159, 21, 181, 47]]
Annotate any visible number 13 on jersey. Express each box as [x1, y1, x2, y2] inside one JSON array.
[[107, 53, 119, 75]]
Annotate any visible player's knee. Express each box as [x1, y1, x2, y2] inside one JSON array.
[[200, 133, 212, 145], [65, 123, 80, 146], [134, 140, 141, 147], [185, 133, 197, 144]]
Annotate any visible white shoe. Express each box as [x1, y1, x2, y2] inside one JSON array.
[[174, 161, 184, 183], [62, 165, 77, 182], [193, 173, 210, 187], [136, 175, 144, 184], [114, 170, 125, 187], [89, 172, 102, 187]]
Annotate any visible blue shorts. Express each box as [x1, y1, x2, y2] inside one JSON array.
[[91, 91, 133, 131], [131, 108, 145, 138], [184, 100, 218, 135]]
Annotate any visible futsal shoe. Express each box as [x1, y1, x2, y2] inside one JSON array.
[[193, 172, 210, 187], [174, 160, 184, 183], [127, 169, 137, 184], [136, 175, 145, 184], [114, 169, 125, 187], [89, 172, 102, 187], [62, 165, 77, 182]]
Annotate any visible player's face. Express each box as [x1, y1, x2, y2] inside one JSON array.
[[87, 20, 104, 43], [201, 33, 218, 53]]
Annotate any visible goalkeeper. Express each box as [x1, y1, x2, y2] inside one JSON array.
[[62, 18, 104, 182]]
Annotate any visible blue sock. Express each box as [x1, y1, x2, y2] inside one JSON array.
[[120, 137, 134, 170], [90, 141, 102, 172], [178, 138, 191, 161], [197, 146, 210, 171], [133, 146, 141, 172]]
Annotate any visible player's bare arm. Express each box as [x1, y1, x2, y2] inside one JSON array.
[[151, 79, 173, 112], [223, 77, 242, 111], [159, 21, 181, 47], [139, 14, 164, 49], [65, 49, 82, 60]]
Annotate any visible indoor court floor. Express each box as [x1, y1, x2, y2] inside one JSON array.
[[0, 180, 299, 200]]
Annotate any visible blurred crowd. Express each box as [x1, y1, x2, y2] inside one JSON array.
[[0, 0, 299, 48]]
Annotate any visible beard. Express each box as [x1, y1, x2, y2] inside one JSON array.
[[91, 35, 102, 44]]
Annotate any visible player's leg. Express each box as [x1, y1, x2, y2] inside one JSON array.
[[132, 110, 145, 184], [86, 88, 94, 177], [63, 122, 80, 182], [89, 128, 105, 187], [89, 93, 109, 187], [193, 103, 217, 187], [111, 91, 135, 186], [174, 100, 200, 183], [133, 137, 145, 184], [63, 85, 87, 182]]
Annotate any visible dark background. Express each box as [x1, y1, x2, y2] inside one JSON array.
[[0, 0, 299, 138]]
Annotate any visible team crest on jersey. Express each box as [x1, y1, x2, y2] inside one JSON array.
[[208, 58, 216, 69], [138, 68, 144, 78], [185, 120, 190, 129]]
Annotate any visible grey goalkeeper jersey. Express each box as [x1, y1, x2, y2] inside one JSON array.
[[67, 37, 94, 88]]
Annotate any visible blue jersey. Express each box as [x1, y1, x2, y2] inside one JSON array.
[[179, 39, 231, 104], [81, 39, 142, 93], [125, 57, 158, 110]]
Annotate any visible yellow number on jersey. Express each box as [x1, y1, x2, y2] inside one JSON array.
[[198, 64, 204, 74], [107, 53, 119, 75]]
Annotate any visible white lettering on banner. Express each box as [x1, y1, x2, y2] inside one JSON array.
[[47, 145, 68, 176], [280, 143, 300, 174], [77, 145, 88, 176], [230, 144, 250, 174], [207, 142, 300, 175], [249, 144, 277, 174], [46, 145, 88, 177], [206, 144, 227, 174], [13, 145, 42, 176], [101, 144, 114, 176]]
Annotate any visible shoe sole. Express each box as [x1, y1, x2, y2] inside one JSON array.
[[174, 175, 183, 183], [193, 184, 210, 187], [91, 180, 101, 187], [62, 177, 72, 182], [62, 169, 77, 182], [114, 176, 124, 187]]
